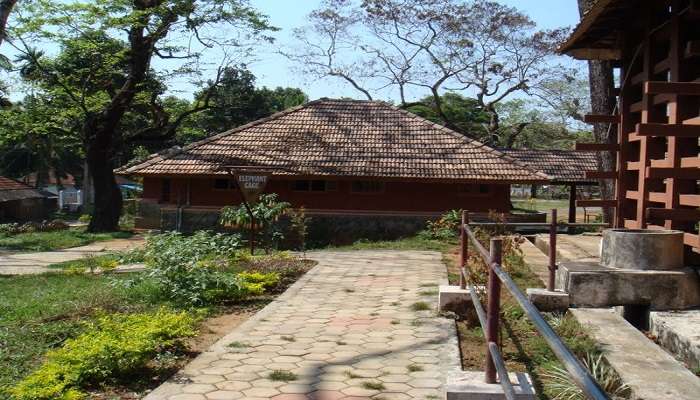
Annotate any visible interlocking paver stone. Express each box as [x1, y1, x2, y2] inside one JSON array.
[[144, 251, 459, 399]]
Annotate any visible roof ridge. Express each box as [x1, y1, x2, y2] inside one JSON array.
[[382, 103, 551, 180]]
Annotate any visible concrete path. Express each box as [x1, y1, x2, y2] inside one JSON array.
[[0, 236, 145, 275], [146, 250, 459, 400]]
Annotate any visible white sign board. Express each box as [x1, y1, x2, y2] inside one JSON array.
[[236, 174, 269, 204]]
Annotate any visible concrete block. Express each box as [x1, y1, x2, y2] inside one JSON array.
[[446, 369, 535, 399], [601, 229, 684, 270], [557, 261, 700, 310], [571, 308, 700, 400], [526, 288, 569, 312], [650, 310, 700, 370], [439, 285, 474, 316]]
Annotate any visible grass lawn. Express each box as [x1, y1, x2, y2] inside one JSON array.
[[0, 255, 313, 399], [325, 235, 456, 252], [0, 229, 132, 252]]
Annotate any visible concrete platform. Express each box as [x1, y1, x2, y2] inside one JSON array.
[[526, 288, 569, 312], [571, 308, 700, 400], [556, 261, 700, 310], [535, 234, 601, 263], [446, 369, 535, 399], [650, 310, 700, 370]]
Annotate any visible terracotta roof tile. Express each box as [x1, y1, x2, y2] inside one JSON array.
[[0, 176, 46, 202], [503, 149, 598, 183], [119, 99, 548, 183]]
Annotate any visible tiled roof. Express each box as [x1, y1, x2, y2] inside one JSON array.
[[503, 149, 599, 184], [559, 0, 634, 59], [119, 99, 547, 183], [0, 176, 46, 202]]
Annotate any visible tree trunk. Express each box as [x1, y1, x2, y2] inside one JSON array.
[[0, 0, 17, 47], [85, 117, 123, 232], [578, 0, 616, 224]]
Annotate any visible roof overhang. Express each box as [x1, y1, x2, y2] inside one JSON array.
[[559, 0, 634, 60]]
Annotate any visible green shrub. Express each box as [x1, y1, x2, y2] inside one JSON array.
[[78, 214, 91, 224], [219, 193, 291, 252], [419, 209, 462, 240], [9, 309, 197, 400]]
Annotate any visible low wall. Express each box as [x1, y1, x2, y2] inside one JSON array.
[[135, 202, 546, 247]]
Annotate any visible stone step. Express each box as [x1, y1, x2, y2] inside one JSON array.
[[571, 308, 700, 400], [650, 310, 700, 371]]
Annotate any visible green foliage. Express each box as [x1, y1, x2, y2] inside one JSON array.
[[419, 209, 462, 241], [8, 309, 197, 400], [220, 193, 291, 252], [405, 93, 490, 137], [542, 352, 630, 400], [289, 207, 311, 253]]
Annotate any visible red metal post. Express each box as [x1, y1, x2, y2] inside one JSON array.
[[459, 211, 468, 289], [548, 208, 557, 291], [485, 237, 503, 384]]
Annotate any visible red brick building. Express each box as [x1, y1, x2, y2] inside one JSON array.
[[119, 99, 546, 238]]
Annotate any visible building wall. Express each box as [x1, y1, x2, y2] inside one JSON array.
[[0, 198, 52, 222], [141, 176, 512, 213]]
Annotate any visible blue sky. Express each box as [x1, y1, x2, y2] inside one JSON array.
[[243, 0, 584, 101]]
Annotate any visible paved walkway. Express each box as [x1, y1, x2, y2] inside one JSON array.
[[0, 236, 145, 275], [146, 250, 459, 400]]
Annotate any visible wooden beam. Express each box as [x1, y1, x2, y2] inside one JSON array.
[[646, 167, 700, 179], [684, 233, 699, 248], [584, 114, 620, 124], [626, 190, 641, 200], [680, 157, 700, 168], [679, 194, 700, 207], [650, 158, 672, 168], [575, 143, 620, 151], [646, 207, 700, 221], [577, 200, 617, 208], [648, 192, 667, 203], [630, 101, 644, 113], [653, 58, 671, 74], [637, 123, 700, 137], [683, 116, 700, 125], [585, 171, 617, 179], [685, 40, 700, 58], [624, 219, 640, 229], [644, 81, 700, 95], [627, 161, 642, 171]]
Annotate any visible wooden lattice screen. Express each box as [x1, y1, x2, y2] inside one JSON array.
[[576, 0, 700, 253]]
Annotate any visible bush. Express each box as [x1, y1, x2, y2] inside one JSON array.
[[78, 214, 91, 224], [419, 209, 462, 240], [219, 193, 291, 252], [143, 231, 242, 269], [0, 220, 70, 235], [8, 309, 197, 400]]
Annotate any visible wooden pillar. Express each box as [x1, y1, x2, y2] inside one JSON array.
[[568, 184, 577, 224]]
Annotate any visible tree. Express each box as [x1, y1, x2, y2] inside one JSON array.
[[404, 93, 489, 138], [286, 0, 569, 145], [0, 94, 83, 183], [0, 0, 15, 47], [9, 0, 276, 231], [192, 67, 307, 135], [577, 0, 616, 223]]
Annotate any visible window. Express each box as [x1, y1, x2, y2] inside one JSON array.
[[160, 179, 171, 202], [351, 181, 384, 193], [292, 180, 337, 192]]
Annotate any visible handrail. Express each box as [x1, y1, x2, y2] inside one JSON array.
[[470, 286, 517, 400], [460, 210, 610, 400]]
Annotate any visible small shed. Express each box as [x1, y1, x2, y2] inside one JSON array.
[[0, 176, 50, 222], [504, 149, 599, 223]]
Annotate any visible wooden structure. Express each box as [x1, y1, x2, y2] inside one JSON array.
[[561, 0, 700, 253]]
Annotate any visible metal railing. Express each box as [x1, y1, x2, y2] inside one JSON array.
[[459, 210, 608, 291], [458, 210, 610, 400]]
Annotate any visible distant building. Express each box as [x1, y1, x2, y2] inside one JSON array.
[[0, 176, 51, 222], [118, 99, 548, 236]]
